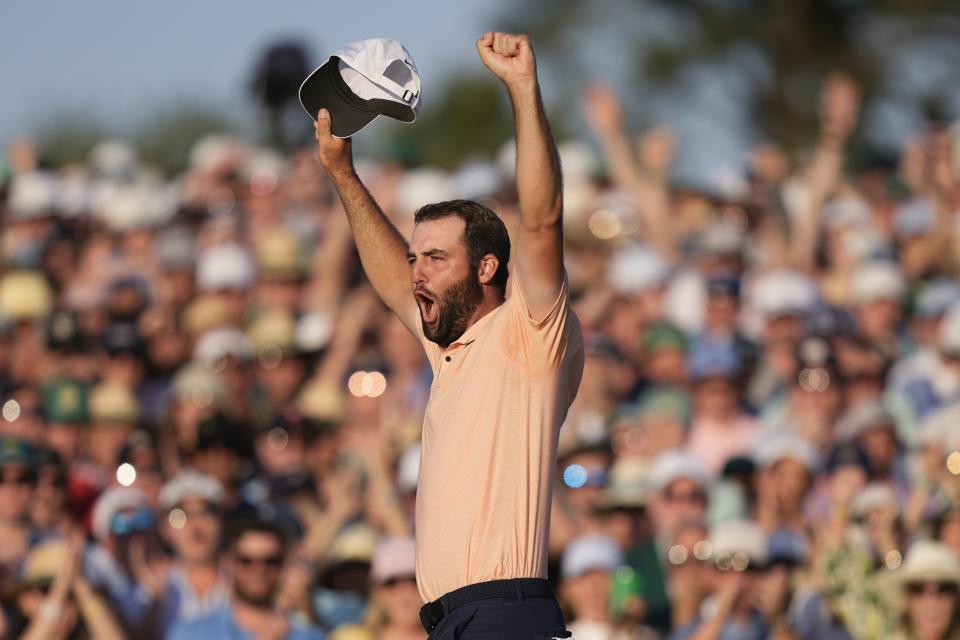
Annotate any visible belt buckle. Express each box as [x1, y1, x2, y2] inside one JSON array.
[[419, 600, 444, 633]]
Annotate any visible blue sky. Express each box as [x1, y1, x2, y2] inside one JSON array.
[[0, 0, 508, 144]]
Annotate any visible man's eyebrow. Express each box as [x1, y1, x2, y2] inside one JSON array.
[[407, 248, 448, 258]]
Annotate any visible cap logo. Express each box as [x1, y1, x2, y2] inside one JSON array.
[[58, 386, 80, 413], [383, 59, 414, 90]]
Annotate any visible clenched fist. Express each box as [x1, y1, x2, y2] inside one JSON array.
[[476, 32, 537, 90], [314, 108, 354, 180]]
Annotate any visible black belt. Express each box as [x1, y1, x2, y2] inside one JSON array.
[[419, 578, 554, 633]]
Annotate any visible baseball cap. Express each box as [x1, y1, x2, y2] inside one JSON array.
[[607, 243, 669, 295], [752, 432, 819, 472], [914, 279, 960, 319], [0, 437, 37, 468], [159, 470, 226, 509], [91, 486, 150, 541], [688, 338, 740, 380], [836, 399, 895, 442], [642, 323, 688, 354], [708, 520, 768, 569], [561, 533, 624, 579], [649, 450, 709, 492], [634, 386, 692, 426], [851, 261, 905, 305], [370, 536, 416, 584], [42, 378, 89, 424], [299, 38, 421, 138]]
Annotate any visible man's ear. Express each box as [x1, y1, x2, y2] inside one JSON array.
[[477, 254, 500, 285]]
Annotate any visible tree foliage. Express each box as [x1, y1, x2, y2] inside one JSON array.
[[500, 0, 960, 151]]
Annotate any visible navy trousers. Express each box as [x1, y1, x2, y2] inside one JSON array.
[[427, 591, 571, 639]]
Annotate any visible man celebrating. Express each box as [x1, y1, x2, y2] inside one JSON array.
[[314, 32, 583, 638]]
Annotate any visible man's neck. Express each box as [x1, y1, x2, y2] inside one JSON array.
[[233, 600, 283, 636], [456, 293, 504, 341], [182, 561, 219, 594]]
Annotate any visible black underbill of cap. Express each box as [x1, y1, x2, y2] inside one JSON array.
[[299, 57, 415, 138]]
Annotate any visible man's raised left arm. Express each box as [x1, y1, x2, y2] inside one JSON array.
[[477, 32, 564, 318]]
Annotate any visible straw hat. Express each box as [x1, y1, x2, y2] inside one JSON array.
[[888, 540, 960, 586]]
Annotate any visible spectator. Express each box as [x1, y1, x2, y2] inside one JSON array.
[[155, 470, 230, 632], [168, 516, 325, 639], [889, 540, 960, 640]]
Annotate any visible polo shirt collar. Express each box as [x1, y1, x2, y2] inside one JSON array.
[[443, 302, 503, 352]]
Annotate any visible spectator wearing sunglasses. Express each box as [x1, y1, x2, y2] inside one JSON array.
[[0, 437, 40, 586], [889, 540, 960, 640], [168, 516, 324, 640]]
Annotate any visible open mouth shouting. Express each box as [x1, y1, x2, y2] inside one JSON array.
[[415, 289, 438, 325]]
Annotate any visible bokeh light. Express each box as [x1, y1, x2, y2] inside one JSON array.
[[116, 463, 137, 487]]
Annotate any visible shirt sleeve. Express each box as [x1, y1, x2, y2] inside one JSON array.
[[504, 274, 582, 373]]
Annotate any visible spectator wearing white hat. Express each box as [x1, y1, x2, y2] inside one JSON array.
[[752, 433, 819, 535], [84, 486, 157, 631], [560, 533, 643, 640], [850, 261, 906, 358], [836, 400, 907, 493], [361, 536, 424, 640], [196, 243, 256, 322], [648, 450, 710, 545], [674, 520, 784, 639], [153, 470, 230, 632], [887, 540, 960, 640]]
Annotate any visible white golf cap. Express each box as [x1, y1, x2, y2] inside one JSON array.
[[299, 37, 421, 138], [939, 303, 960, 355], [607, 243, 669, 295], [751, 269, 819, 319], [649, 449, 709, 492], [197, 243, 255, 292], [851, 261, 906, 305], [708, 519, 768, 568], [370, 536, 417, 584], [194, 328, 254, 366], [753, 432, 819, 472], [159, 470, 226, 509], [561, 533, 624, 579], [91, 487, 149, 542]]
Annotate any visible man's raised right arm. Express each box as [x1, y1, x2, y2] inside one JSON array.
[[314, 108, 419, 333]]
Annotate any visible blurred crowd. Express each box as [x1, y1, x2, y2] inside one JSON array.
[[0, 69, 959, 640]]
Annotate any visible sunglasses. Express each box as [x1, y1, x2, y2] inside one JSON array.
[[235, 554, 283, 569], [0, 471, 35, 487], [381, 575, 416, 588], [111, 508, 154, 536], [907, 582, 956, 597]]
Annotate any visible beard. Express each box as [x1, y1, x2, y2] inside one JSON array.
[[234, 581, 276, 608], [418, 272, 484, 349]]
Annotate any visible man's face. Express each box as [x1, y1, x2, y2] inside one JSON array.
[[0, 463, 34, 521], [907, 582, 958, 638], [653, 478, 706, 537], [563, 569, 612, 622], [376, 576, 422, 628], [231, 531, 284, 607], [409, 217, 484, 349], [166, 497, 222, 564]]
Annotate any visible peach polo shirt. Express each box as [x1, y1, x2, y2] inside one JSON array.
[[413, 276, 584, 603]]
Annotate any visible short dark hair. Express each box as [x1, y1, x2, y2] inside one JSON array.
[[226, 515, 288, 551], [413, 199, 511, 295]]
